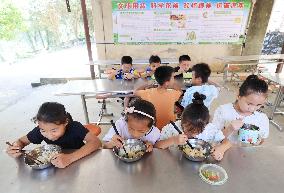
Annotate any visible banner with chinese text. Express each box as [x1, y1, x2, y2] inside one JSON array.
[[112, 0, 251, 44]]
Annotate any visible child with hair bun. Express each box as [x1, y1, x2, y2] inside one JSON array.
[[156, 92, 224, 149]]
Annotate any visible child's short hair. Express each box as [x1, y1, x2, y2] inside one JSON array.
[[121, 56, 133, 65], [181, 92, 209, 134], [149, 55, 161, 64], [125, 99, 156, 128], [179, 55, 191, 63], [36, 102, 73, 125], [192, 63, 211, 83], [239, 75, 268, 97], [154, 66, 174, 86]]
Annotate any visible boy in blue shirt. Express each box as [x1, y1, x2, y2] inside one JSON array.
[[108, 56, 139, 80], [140, 55, 161, 79]]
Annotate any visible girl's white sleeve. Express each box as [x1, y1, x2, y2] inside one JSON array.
[[159, 121, 180, 141], [102, 119, 122, 142], [212, 106, 226, 131], [197, 123, 225, 143], [102, 127, 116, 142], [258, 113, 270, 139]]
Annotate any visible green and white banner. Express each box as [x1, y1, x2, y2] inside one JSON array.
[[112, 0, 251, 44]]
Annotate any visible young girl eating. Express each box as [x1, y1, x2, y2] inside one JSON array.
[[103, 99, 160, 152], [156, 92, 224, 149], [211, 75, 269, 160], [6, 102, 102, 168]]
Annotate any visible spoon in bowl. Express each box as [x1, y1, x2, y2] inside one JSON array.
[[170, 121, 193, 149], [110, 120, 129, 157]]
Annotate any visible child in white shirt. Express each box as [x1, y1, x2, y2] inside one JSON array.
[[156, 92, 224, 149], [211, 75, 269, 160], [103, 99, 160, 152]]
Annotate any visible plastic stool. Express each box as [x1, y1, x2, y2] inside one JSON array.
[[84, 124, 101, 136]]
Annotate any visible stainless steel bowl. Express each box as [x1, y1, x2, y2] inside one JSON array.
[[113, 139, 146, 163], [24, 144, 62, 169], [179, 138, 212, 162]]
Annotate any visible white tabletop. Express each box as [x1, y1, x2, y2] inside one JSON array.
[[55, 79, 149, 96], [216, 54, 284, 63]]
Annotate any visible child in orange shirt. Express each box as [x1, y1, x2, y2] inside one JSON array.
[[134, 66, 182, 129]]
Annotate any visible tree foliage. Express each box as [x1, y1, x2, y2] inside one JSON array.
[[0, 1, 25, 40]]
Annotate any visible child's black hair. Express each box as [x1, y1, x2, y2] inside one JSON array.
[[126, 99, 156, 128], [121, 56, 133, 65], [181, 92, 209, 134], [179, 55, 191, 63], [192, 63, 211, 83], [149, 55, 161, 64], [154, 66, 174, 86], [239, 75, 268, 97], [36, 102, 73, 125]]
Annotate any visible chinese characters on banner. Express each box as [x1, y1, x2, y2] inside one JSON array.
[[112, 0, 251, 44]]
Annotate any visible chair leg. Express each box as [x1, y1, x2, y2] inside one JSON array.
[[96, 99, 113, 125]]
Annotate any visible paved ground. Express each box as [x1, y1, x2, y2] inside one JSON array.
[[0, 45, 94, 112]]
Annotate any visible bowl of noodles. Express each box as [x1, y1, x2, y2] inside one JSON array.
[[113, 139, 147, 163], [24, 144, 62, 169], [179, 139, 212, 161]]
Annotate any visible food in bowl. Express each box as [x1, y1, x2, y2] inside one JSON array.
[[113, 139, 146, 162], [201, 169, 220, 182], [118, 145, 145, 159], [181, 145, 206, 158], [24, 144, 62, 169], [179, 139, 212, 161], [199, 164, 228, 185], [238, 124, 260, 144]]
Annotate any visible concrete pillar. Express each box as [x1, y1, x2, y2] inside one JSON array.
[[242, 0, 274, 55]]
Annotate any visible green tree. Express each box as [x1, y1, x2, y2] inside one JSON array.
[[0, 1, 25, 40]]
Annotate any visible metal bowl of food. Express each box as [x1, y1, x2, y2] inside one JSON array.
[[24, 144, 62, 169], [113, 139, 147, 163], [179, 138, 212, 162]]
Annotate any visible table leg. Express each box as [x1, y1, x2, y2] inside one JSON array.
[[81, 95, 90, 124], [269, 87, 281, 119], [99, 99, 114, 117], [98, 65, 101, 79], [275, 62, 283, 73], [269, 86, 283, 131], [223, 64, 229, 82], [270, 120, 283, 131]]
